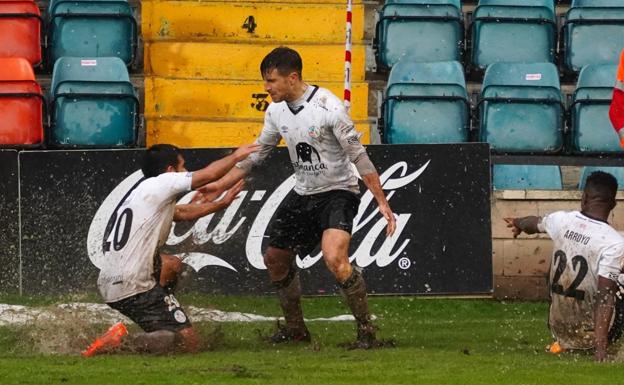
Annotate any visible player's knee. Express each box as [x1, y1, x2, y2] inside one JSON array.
[[264, 253, 291, 281], [178, 327, 199, 353], [328, 258, 352, 283]]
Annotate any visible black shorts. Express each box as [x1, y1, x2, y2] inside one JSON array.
[[108, 284, 192, 333], [268, 189, 360, 256]]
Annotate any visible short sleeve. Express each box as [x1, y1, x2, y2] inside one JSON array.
[[537, 211, 567, 237], [152, 172, 193, 202], [598, 242, 624, 281]]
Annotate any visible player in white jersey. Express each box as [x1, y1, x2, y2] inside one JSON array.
[[85, 143, 259, 356], [505, 171, 624, 361], [199, 47, 397, 349]]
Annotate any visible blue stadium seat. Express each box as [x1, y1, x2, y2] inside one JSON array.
[[382, 60, 469, 144], [478, 62, 563, 153], [579, 167, 624, 190], [563, 0, 624, 73], [48, 0, 137, 66], [570, 64, 623, 154], [470, 0, 556, 71], [49, 57, 138, 147], [375, 0, 464, 71], [493, 165, 563, 190]]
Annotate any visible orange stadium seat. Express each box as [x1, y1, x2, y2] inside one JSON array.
[[0, 57, 44, 145], [0, 0, 42, 66]]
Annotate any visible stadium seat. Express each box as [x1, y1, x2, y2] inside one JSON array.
[[0, 0, 42, 66], [381, 60, 469, 144], [0, 58, 43, 146], [493, 165, 563, 190], [578, 167, 624, 190], [374, 0, 464, 71], [478, 62, 563, 153], [49, 57, 137, 147], [562, 0, 624, 74], [570, 64, 624, 154], [48, 0, 137, 66], [470, 0, 557, 71]]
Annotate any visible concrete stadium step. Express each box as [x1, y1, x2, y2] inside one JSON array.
[[142, 1, 364, 44], [145, 78, 368, 121], [146, 119, 371, 148], [144, 42, 365, 81]]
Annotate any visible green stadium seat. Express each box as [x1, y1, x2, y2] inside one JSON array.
[[48, 0, 137, 66], [470, 0, 556, 71], [49, 57, 138, 147], [579, 167, 624, 190], [374, 0, 463, 71], [570, 64, 623, 154], [381, 60, 469, 144], [563, 0, 624, 73], [478, 62, 563, 153], [493, 165, 563, 190]]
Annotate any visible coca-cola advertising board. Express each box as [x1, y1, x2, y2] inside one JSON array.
[[17, 144, 492, 295]]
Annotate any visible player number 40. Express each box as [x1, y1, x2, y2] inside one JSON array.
[[103, 208, 133, 252]]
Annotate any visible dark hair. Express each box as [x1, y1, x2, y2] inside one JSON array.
[[142, 144, 181, 178], [260, 47, 303, 79], [584, 171, 618, 201]]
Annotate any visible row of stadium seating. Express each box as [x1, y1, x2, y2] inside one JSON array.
[[0, 57, 137, 147], [493, 165, 624, 190], [375, 0, 624, 75], [380, 60, 622, 154], [0, 0, 136, 68]]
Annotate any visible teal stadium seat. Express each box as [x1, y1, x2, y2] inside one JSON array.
[[493, 165, 563, 190], [471, 0, 556, 71], [563, 0, 624, 73], [571, 64, 623, 154], [50, 57, 138, 147], [579, 167, 624, 190], [478, 62, 563, 153], [382, 60, 469, 144], [48, 0, 137, 66], [374, 0, 464, 71]]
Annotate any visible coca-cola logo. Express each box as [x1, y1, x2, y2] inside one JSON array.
[[87, 161, 430, 273]]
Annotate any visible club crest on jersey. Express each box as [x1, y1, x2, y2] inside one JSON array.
[[308, 125, 320, 138]]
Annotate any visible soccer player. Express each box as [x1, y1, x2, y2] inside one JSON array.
[[504, 171, 624, 361], [84, 143, 259, 356], [201, 47, 397, 348]]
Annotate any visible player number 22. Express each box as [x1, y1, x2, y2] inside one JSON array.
[[551, 250, 588, 300]]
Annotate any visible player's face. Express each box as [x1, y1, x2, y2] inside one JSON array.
[[173, 155, 187, 173], [263, 68, 297, 103]]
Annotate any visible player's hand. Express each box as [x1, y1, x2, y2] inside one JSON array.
[[190, 191, 207, 204], [222, 180, 245, 205], [233, 143, 261, 162], [196, 182, 225, 202], [595, 348, 609, 362], [380, 203, 396, 237], [504, 217, 521, 238]]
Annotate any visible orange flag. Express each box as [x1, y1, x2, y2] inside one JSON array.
[[609, 49, 624, 148]]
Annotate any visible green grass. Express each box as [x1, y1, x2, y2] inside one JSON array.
[[0, 296, 622, 384]]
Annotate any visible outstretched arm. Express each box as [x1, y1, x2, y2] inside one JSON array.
[[174, 180, 245, 222], [190, 144, 260, 190], [595, 275, 618, 362], [504, 216, 542, 238]]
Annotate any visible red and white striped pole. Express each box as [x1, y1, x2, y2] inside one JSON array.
[[344, 0, 353, 114]]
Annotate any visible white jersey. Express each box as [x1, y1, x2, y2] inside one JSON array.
[[539, 211, 624, 349], [239, 86, 366, 195], [97, 172, 192, 303]]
